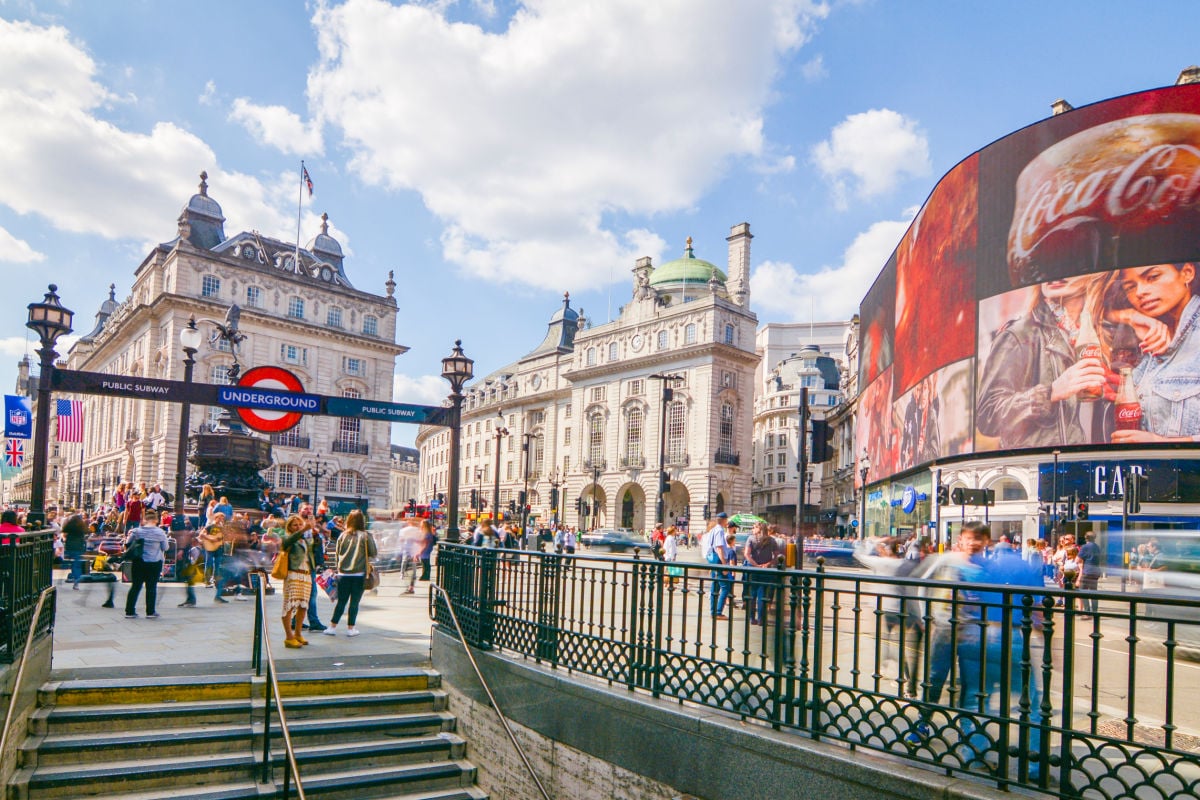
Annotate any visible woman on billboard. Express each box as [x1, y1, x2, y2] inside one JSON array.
[[977, 274, 1112, 448], [1110, 261, 1200, 443]]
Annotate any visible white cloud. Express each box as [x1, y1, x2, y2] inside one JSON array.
[[300, 0, 829, 289], [0, 335, 34, 360], [229, 98, 324, 156], [750, 215, 912, 321], [800, 54, 827, 82], [0, 226, 46, 262], [199, 79, 217, 105], [393, 373, 452, 406], [811, 108, 930, 209], [0, 19, 306, 248]]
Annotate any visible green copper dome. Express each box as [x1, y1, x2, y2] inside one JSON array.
[[648, 238, 726, 286]]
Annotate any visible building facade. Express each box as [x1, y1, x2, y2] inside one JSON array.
[[751, 321, 853, 535], [388, 445, 420, 513], [417, 225, 759, 533], [37, 173, 404, 511]]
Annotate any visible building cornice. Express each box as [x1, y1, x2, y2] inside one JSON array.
[[563, 341, 758, 383]]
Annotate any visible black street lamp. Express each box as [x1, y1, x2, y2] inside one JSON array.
[[547, 466, 562, 527], [26, 284, 74, 529], [492, 411, 509, 527], [650, 373, 680, 526], [587, 460, 603, 531], [304, 455, 332, 509], [520, 432, 534, 545], [173, 318, 202, 528], [858, 451, 871, 541], [440, 340, 473, 542]]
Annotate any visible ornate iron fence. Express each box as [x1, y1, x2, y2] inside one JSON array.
[[0, 529, 57, 664], [433, 543, 1200, 799]]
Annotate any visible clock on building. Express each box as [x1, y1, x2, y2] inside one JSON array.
[[631, 334, 643, 351], [531, 374, 542, 389]]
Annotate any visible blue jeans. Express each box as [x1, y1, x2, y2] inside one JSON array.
[[307, 571, 323, 626], [66, 550, 84, 584], [956, 622, 1044, 773], [707, 554, 731, 615]]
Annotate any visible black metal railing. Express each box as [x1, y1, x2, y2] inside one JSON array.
[[620, 454, 645, 469], [432, 544, 1200, 800], [332, 440, 369, 455], [714, 450, 740, 466], [272, 433, 311, 449], [250, 571, 306, 799], [0, 529, 56, 664]]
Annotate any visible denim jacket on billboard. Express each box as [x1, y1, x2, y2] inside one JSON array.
[[1132, 295, 1200, 440]]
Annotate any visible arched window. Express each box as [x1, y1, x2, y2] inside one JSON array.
[[685, 323, 697, 344], [338, 388, 362, 451], [335, 470, 367, 495], [666, 400, 686, 463], [586, 348, 596, 366], [625, 408, 644, 464], [657, 330, 669, 350], [275, 464, 309, 490], [608, 342, 618, 361], [588, 414, 605, 466], [988, 476, 1028, 502], [533, 434, 545, 476]]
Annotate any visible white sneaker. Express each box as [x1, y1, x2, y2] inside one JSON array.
[[346, 628, 361, 637], [322, 626, 337, 636]]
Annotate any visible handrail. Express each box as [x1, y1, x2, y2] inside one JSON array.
[[251, 570, 306, 800], [430, 582, 552, 800], [0, 586, 54, 758]]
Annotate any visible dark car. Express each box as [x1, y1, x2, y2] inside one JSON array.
[[580, 529, 644, 553]]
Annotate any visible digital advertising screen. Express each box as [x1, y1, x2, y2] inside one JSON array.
[[856, 82, 1200, 483]]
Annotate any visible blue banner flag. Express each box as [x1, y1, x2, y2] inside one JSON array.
[[4, 395, 32, 439]]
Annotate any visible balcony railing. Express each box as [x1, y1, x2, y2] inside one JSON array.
[[714, 450, 740, 466], [665, 452, 689, 467], [583, 458, 607, 472], [332, 440, 369, 455], [271, 433, 311, 449], [619, 454, 645, 469]]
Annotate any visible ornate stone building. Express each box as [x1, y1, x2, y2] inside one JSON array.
[[416, 224, 759, 532], [53, 173, 404, 511]]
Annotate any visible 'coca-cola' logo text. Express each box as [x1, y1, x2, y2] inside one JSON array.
[[1009, 115, 1200, 266]]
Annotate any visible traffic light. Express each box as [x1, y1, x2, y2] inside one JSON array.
[[950, 487, 964, 505], [518, 490, 526, 506], [660, 471, 671, 493], [470, 489, 478, 510], [937, 485, 948, 506], [1127, 473, 1143, 514], [1077, 502, 1089, 521], [407, 498, 416, 515], [575, 497, 583, 514], [550, 487, 559, 510], [437, 493, 445, 504], [508, 500, 517, 515], [810, 420, 833, 462], [702, 503, 710, 520]]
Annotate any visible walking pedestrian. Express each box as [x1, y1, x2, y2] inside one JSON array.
[[124, 509, 169, 619], [62, 513, 89, 589], [324, 510, 376, 637]]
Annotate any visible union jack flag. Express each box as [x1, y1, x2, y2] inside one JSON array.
[[4, 439, 23, 468], [302, 164, 314, 197]]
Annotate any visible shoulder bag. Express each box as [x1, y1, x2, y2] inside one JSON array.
[[361, 534, 380, 590], [271, 548, 291, 581], [124, 535, 145, 562]]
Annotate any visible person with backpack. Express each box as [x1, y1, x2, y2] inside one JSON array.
[[324, 510, 377, 638], [123, 509, 169, 619]]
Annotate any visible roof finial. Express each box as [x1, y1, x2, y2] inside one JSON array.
[[320, 212, 329, 234], [563, 291, 570, 305], [108, 283, 116, 300], [199, 171, 208, 196], [685, 236, 694, 257], [385, 270, 396, 298]]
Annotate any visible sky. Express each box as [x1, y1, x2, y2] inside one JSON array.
[[1, 0, 1198, 447]]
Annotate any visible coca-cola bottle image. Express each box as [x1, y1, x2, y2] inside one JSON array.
[[1075, 309, 1106, 401], [1114, 368, 1143, 431]]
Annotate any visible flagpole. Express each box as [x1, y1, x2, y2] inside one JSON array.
[[77, 438, 83, 511], [295, 161, 305, 273]]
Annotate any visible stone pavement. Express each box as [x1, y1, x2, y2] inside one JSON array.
[[49, 567, 436, 679]]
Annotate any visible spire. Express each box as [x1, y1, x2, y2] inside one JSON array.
[[685, 236, 694, 258]]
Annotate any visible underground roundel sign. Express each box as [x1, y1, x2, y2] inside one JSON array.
[[234, 366, 309, 433]]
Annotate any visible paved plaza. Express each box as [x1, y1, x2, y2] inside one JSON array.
[[48, 567, 435, 678]]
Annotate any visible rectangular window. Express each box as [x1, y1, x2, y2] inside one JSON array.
[[201, 275, 220, 298], [766, 454, 774, 467], [724, 324, 735, 344], [565, 404, 572, 419], [280, 344, 308, 365], [246, 286, 262, 308], [363, 316, 378, 336], [564, 428, 571, 445], [327, 307, 343, 328], [344, 357, 363, 375], [685, 323, 697, 344], [627, 379, 643, 397], [288, 297, 305, 319], [778, 433, 787, 447], [590, 386, 606, 403], [777, 472, 786, 483]]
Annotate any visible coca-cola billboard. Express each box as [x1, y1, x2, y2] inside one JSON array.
[[857, 82, 1200, 483]]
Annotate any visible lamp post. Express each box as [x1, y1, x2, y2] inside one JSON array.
[[26, 284, 74, 529], [492, 411, 509, 527], [173, 318, 202, 528], [304, 455, 332, 509], [440, 340, 474, 542], [589, 460, 602, 531], [650, 373, 680, 526], [521, 432, 533, 545], [547, 466, 562, 527], [858, 451, 871, 541]]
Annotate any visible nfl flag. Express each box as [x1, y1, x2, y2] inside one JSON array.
[[4, 395, 32, 439], [56, 399, 84, 442]]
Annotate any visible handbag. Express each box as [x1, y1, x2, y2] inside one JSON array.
[[359, 533, 380, 590], [124, 536, 145, 562], [270, 551, 290, 581]]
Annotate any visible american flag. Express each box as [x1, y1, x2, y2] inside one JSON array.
[[4, 438, 23, 468], [302, 164, 314, 197], [56, 399, 83, 442]]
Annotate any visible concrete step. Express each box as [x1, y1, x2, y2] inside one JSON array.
[[18, 750, 257, 799], [282, 733, 467, 776], [37, 778, 489, 800], [31, 697, 251, 736], [39, 675, 251, 708], [24, 722, 253, 768], [275, 761, 479, 800], [282, 711, 459, 747], [274, 688, 448, 722], [275, 668, 440, 699]]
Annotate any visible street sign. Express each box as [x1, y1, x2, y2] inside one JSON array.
[[51, 368, 219, 405], [324, 396, 450, 425], [230, 366, 311, 433]]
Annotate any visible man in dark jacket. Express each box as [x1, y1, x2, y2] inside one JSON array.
[[62, 513, 89, 589]]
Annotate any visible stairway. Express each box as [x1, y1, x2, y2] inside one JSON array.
[[8, 668, 488, 800]]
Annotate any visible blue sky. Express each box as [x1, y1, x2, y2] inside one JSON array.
[[2, 0, 1198, 447]]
